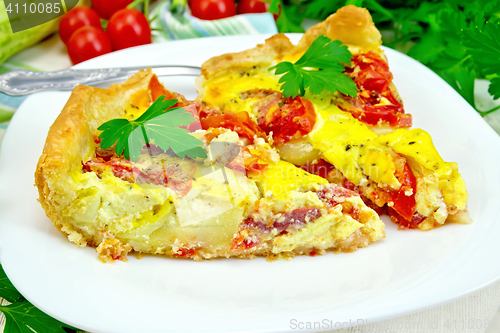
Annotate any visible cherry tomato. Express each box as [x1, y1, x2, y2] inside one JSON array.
[[90, 0, 133, 20], [190, 0, 236, 20], [67, 26, 112, 65], [106, 8, 151, 51], [340, 51, 412, 128], [236, 0, 268, 14], [59, 6, 101, 45]]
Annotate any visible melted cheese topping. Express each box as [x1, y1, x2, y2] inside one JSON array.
[[201, 69, 280, 115], [310, 105, 400, 189], [66, 171, 173, 235], [377, 129, 468, 210]]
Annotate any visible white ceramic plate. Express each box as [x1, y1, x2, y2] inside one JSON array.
[[1, 35, 500, 333]]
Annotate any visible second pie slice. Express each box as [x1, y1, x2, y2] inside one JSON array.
[[197, 5, 470, 231]]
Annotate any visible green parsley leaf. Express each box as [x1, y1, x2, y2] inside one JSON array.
[[0, 265, 23, 304], [303, 0, 345, 22], [1, 301, 79, 333], [270, 35, 357, 98], [272, 62, 303, 97], [437, 65, 476, 107], [489, 77, 500, 100], [463, 22, 500, 76], [463, 22, 500, 100], [98, 97, 207, 162], [268, 0, 305, 33], [136, 110, 208, 159], [407, 32, 446, 65], [0, 264, 79, 333]]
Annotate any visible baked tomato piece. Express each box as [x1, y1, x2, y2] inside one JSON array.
[[357, 161, 418, 227], [349, 105, 412, 127], [340, 51, 411, 128], [240, 89, 316, 145], [391, 163, 417, 220], [148, 75, 188, 107]]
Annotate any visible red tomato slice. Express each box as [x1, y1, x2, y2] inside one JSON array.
[[350, 106, 411, 127], [240, 89, 316, 145], [340, 51, 411, 128], [260, 96, 316, 145], [390, 162, 417, 222]]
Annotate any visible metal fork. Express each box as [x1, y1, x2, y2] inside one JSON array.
[[0, 66, 202, 96]]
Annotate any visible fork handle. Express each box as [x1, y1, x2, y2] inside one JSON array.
[[0, 66, 202, 96]]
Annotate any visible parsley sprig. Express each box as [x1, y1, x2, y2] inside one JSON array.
[[0, 264, 80, 333], [270, 35, 358, 98], [98, 97, 207, 162], [463, 22, 500, 102]]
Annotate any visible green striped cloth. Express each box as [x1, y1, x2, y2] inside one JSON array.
[[151, 1, 277, 41]]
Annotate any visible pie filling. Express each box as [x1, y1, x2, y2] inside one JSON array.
[[76, 110, 384, 259], [197, 44, 468, 231]]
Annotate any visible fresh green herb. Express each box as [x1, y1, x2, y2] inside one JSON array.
[[98, 97, 207, 162], [0, 265, 23, 304], [463, 22, 500, 99], [0, 264, 79, 333], [270, 35, 357, 98], [268, 0, 305, 33]]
